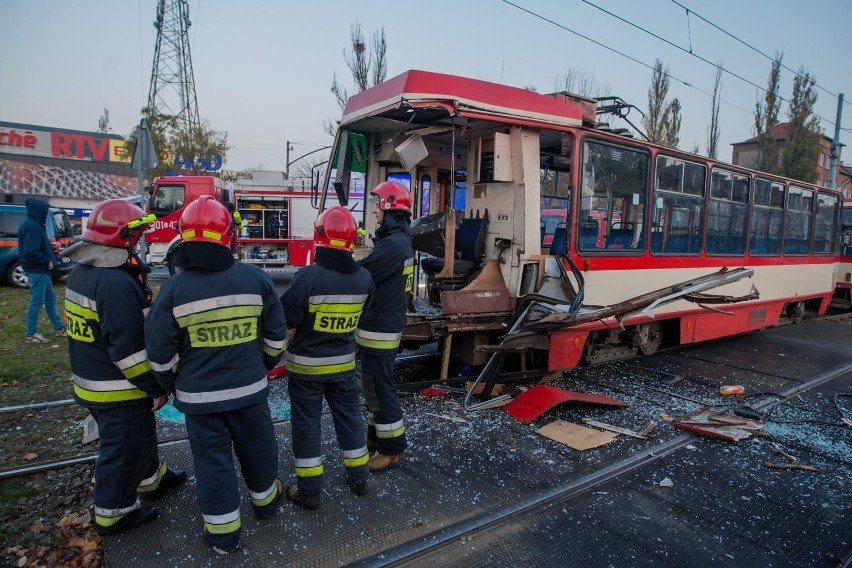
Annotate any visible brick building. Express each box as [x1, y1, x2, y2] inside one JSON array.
[[731, 122, 851, 198]]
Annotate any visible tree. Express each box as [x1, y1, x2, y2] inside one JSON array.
[[706, 63, 722, 159], [325, 22, 388, 135], [552, 67, 611, 99], [643, 59, 681, 149], [781, 67, 821, 183], [753, 53, 783, 173], [126, 107, 230, 178]]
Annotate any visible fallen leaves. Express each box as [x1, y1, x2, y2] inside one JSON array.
[[22, 452, 38, 461]]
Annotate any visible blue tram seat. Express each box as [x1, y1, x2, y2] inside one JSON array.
[[578, 221, 598, 249], [550, 223, 568, 256], [421, 216, 488, 277], [606, 228, 633, 249]]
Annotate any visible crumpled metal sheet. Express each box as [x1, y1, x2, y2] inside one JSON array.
[[503, 385, 628, 424]]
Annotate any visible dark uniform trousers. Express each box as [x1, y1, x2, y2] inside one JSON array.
[[90, 403, 163, 529], [288, 373, 369, 495], [358, 350, 407, 455], [184, 401, 279, 551]]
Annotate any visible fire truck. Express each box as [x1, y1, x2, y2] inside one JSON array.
[[143, 175, 314, 273]]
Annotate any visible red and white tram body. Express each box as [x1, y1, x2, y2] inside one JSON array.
[[833, 200, 852, 309], [320, 70, 843, 373]]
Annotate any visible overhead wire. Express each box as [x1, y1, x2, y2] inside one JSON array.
[[577, 0, 851, 135], [502, 0, 851, 136], [670, 0, 851, 109], [500, 0, 752, 115]]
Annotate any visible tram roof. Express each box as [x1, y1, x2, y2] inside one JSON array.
[[341, 70, 593, 129]]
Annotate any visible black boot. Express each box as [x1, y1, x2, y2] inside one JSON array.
[[96, 506, 159, 536], [142, 468, 187, 500], [346, 477, 369, 496]]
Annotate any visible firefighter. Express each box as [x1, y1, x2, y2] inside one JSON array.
[[281, 206, 373, 508], [62, 199, 186, 536], [145, 196, 286, 554], [356, 181, 414, 471]]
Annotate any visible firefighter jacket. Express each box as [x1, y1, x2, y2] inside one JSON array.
[[356, 211, 413, 353], [282, 247, 373, 378], [145, 244, 286, 414], [65, 263, 165, 408]]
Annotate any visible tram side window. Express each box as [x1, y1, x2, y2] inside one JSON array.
[[579, 140, 648, 252], [784, 185, 813, 255], [749, 178, 784, 256], [707, 169, 749, 255], [540, 130, 574, 246], [812, 192, 838, 254], [651, 156, 705, 254]]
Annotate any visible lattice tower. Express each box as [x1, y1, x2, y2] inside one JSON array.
[[147, 0, 200, 137]]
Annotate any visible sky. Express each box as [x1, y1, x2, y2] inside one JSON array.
[[2, 0, 850, 173]]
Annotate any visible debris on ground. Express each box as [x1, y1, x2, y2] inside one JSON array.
[[503, 385, 627, 424], [663, 408, 765, 442], [536, 420, 618, 451], [582, 418, 655, 440], [762, 461, 819, 472]]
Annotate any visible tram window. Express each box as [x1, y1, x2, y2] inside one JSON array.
[[707, 168, 749, 256], [784, 185, 813, 255], [651, 156, 705, 255], [749, 178, 784, 256], [813, 192, 839, 255], [579, 140, 648, 252]]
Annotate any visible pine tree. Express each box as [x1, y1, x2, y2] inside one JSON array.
[[782, 68, 821, 183], [753, 54, 782, 173]]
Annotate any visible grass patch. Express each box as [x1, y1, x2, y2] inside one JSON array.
[[0, 283, 73, 405], [0, 477, 44, 511]]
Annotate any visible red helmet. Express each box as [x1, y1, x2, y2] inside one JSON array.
[[370, 181, 412, 214], [179, 195, 232, 247], [314, 206, 358, 252], [83, 199, 154, 248]]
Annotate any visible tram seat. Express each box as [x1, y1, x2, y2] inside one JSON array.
[[606, 228, 633, 249], [420, 216, 488, 277], [579, 221, 598, 249], [550, 224, 568, 255]]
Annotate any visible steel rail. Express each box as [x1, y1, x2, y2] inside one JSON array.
[[347, 362, 852, 567]]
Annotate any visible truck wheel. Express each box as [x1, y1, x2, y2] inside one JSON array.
[[166, 253, 183, 276], [7, 261, 30, 289]]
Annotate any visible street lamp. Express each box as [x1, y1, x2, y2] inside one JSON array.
[[285, 141, 332, 179]]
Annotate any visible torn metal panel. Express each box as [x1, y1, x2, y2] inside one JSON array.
[[503, 385, 628, 424], [664, 408, 765, 442]]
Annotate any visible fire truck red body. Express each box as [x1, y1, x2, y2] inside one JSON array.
[[143, 175, 314, 273]]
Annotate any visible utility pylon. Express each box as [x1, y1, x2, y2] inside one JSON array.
[[147, 0, 200, 138]]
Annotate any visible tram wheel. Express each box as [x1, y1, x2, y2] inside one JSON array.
[[637, 322, 663, 355]]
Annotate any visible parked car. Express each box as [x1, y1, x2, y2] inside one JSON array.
[[0, 203, 76, 288]]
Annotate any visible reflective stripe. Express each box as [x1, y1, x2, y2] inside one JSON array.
[[286, 352, 356, 376], [203, 509, 241, 535], [182, 229, 225, 242], [173, 294, 262, 325], [376, 418, 406, 439], [137, 461, 166, 492], [114, 349, 151, 380], [355, 329, 401, 350], [150, 353, 179, 373], [74, 384, 148, 403], [307, 294, 369, 313], [294, 456, 324, 478], [342, 446, 369, 468], [65, 289, 99, 321], [95, 498, 141, 526], [175, 376, 267, 404], [249, 480, 280, 507], [263, 337, 286, 357], [403, 257, 414, 268], [74, 375, 141, 392]]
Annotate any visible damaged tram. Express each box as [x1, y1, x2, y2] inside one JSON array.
[[318, 70, 843, 389]]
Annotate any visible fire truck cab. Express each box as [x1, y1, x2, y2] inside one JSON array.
[[144, 175, 229, 273]]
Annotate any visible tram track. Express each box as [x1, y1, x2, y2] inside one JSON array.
[[350, 361, 852, 567]]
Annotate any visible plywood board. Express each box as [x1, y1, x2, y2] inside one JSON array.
[[536, 420, 618, 451]]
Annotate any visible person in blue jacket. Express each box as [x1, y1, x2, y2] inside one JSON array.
[[18, 198, 66, 342], [146, 196, 287, 555]]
